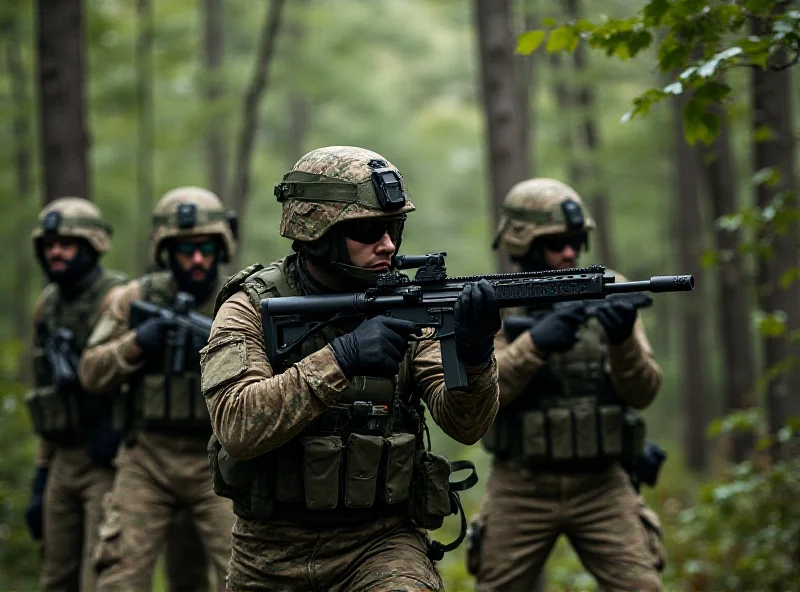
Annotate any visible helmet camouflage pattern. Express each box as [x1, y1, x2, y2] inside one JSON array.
[[494, 178, 596, 257], [276, 146, 416, 242], [32, 197, 113, 254], [150, 186, 237, 266]]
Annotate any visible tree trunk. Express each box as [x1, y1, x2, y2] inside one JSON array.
[[514, 1, 538, 176], [203, 0, 226, 199], [475, 0, 528, 273], [699, 107, 756, 462], [566, 0, 615, 267], [673, 91, 708, 472], [6, 20, 35, 380], [229, 0, 285, 265], [286, 94, 309, 169], [548, 52, 578, 183], [752, 20, 800, 460], [36, 0, 90, 203], [136, 0, 154, 274]]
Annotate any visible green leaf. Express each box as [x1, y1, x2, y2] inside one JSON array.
[[693, 81, 732, 103], [540, 17, 557, 27], [780, 268, 800, 289], [754, 310, 788, 337], [545, 26, 578, 53], [753, 125, 776, 143], [516, 30, 547, 55], [752, 166, 780, 187], [643, 0, 671, 26], [574, 19, 595, 33]]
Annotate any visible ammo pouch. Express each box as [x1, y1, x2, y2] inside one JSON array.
[[483, 401, 646, 466], [131, 372, 211, 434], [24, 385, 83, 444], [408, 452, 478, 561]]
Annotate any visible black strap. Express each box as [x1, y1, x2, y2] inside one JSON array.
[[448, 460, 478, 492], [427, 492, 468, 561]]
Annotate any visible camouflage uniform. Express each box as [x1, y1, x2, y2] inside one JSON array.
[[202, 146, 500, 591], [79, 188, 237, 592], [472, 179, 667, 592], [25, 198, 127, 592]]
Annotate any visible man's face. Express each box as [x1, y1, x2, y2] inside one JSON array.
[[540, 232, 585, 270], [42, 236, 79, 274], [171, 235, 218, 282], [342, 219, 398, 270]]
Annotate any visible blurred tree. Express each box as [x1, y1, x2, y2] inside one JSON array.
[[202, 0, 226, 199], [513, 0, 538, 177], [699, 104, 756, 462], [673, 88, 708, 472], [229, 0, 285, 265], [566, 0, 615, 268], [4, 16, 34, 376], [136, 0, 154, 274], [752, 12, 800, 461], [284, 0, 309, 169], [36, 0, 89, 203], [475, 0, 527, 273]]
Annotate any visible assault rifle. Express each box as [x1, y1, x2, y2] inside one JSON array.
[[502, 292, 654, 342], [129, 292, 213, 374], [261, 253, 694, 389], [38, 322, 79, 389]]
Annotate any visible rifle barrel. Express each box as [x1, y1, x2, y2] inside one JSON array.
[[606, 275, 694, 294]]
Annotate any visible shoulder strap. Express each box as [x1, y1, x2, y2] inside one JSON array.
[[213, 263, 266, 316]]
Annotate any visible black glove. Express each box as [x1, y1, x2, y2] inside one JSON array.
[[528, 307, 586, 354], [25, 467, 48, 541], [454, 279, 501, 366], [596, 300, 637, 344], [330, 316, 421, 379], [134, 316, 175, 351]]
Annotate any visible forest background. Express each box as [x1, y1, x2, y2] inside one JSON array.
[[0, 0, 799, 590]]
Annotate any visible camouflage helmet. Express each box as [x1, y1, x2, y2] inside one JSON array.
[[275, 145, 416, 242], [32, 197, 113, 254], [494, 178, 596, 257], [150, 186, 237, 267]]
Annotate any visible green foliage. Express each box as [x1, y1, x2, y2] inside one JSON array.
[[667, 456, 800, 590], [518, 0, 800, 144], [0, 341, 39, 591]]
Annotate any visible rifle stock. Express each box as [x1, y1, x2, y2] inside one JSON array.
[[261, 253, 693, 389]]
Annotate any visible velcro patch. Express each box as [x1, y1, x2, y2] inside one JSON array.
[[200, 334, 248, 394]]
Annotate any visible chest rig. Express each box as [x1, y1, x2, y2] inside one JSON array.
[[26, 270, 127, 444], [208, 256, 475, 558], [119, 272, 214, 437], [483, 307, 645, 468]]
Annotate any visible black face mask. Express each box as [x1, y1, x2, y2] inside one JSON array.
[[167, 248, 220, 303], [39, 239, 100, 288]]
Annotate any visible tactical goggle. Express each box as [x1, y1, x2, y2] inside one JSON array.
[[339, 216, 405, 245], [539, 232, 587, 253], [173, 239, 217, 256]]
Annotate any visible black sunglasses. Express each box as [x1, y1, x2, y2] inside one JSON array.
[[540, 233, 586, 253], [174, 240, 217, 256], [340, 218, 404, 245]]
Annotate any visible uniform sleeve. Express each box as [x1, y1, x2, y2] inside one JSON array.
[[78, 282, 145, 394], [606, 318, 662, 409], [410, 339, 499, 445], [493, 328, 545, 407], [35, 439, 55, 468], [200, 292, 349, 461]]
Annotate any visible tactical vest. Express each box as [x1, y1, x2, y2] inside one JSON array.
[[482, 308, 645, 468], [207, 257, 474, 557], [25, 269, 128, 444], [117, 272, 214, 437]]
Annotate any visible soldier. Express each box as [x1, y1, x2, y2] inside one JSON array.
[[471, 179, 667, 592], [78, 187, 237, 591], [201, 145, 501, 591]]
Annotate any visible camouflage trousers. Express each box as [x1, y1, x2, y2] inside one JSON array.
[[94, 432, 235, 592], [227, 514, 444, 591], [472, 462, 666, 592], [41, 446, 115, 592]]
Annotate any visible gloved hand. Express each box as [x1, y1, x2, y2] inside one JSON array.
[[528, 307, 586, 354], [454, 279, 501, 366], [330, 316, 421, 379], [596, 300, 637, 344], [134, 316, 175, 351], [25, 467, 48, 541]]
